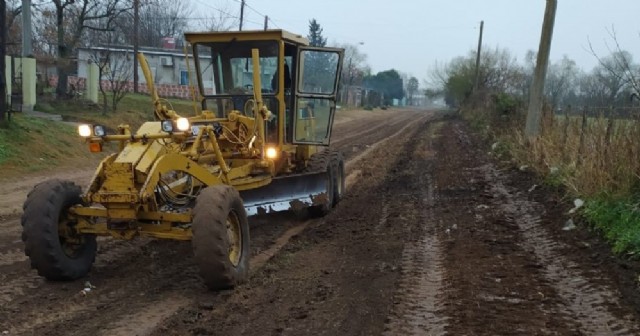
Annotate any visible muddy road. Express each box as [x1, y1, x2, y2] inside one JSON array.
[[2, 111, 640, 335]]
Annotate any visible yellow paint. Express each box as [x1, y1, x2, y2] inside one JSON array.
[[21, 57, 36, 112], [68, 30, 342, 244]]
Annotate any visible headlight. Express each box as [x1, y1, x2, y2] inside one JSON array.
[[93, 125, 106, 136], [161, 120, 174, 132], [265, 147, 278, 159], [78, 124, 92, 137], [176, 117, 190, 132]]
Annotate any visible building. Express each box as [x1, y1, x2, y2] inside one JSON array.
[[76, 43, 278, 99]]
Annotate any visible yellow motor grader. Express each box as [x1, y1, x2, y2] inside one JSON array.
[[21, 30, 345, 290]]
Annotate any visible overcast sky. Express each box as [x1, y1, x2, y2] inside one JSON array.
[[193, 0, 640, 83]]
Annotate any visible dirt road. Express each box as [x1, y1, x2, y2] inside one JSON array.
[[2, 111, 640, 335]]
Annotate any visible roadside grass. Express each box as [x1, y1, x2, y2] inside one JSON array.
[[464, 101, 640, 257], [35, 93, 200, 129], [583, 196, 640, 256], [0, 115, 99, 178], [2, 94, 199, 178]]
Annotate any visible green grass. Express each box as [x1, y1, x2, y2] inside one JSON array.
[[1, 94, 198, 178], [583, 196, 640, 256], [0, 115, 93, 176]]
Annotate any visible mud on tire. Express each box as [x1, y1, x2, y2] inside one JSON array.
[[192, 184, 250, 290], [21, 179, 97, 281]]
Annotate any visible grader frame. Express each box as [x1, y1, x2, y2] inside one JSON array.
[[21, 30, 345, 290]]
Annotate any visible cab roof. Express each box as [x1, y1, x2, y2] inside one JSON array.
[[184, 29, 309, 46]]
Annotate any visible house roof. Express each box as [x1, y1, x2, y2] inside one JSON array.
[[78, 45, 190, 58]]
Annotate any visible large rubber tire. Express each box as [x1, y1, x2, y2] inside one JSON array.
[[303, 150, 336, 218], [192, 184, 250, 290], [21, 179, 97, 281], [330, 151, 345, 207]]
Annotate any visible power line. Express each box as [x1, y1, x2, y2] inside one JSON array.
[[189, 0, 281, 30], [193, 0, 240, 19]]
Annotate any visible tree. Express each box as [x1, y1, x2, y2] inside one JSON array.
[[406, 77, 419, 105], [544, 55, 578, 107], [589, 28, 640, 98], [307, 18, 326, 47], [48, 0, 131, 98], [332, 42, 368, 104], [114, 0, 193, 48], [428, 47, 520, 107], [200, 5, 236, 32], [90, 48, 132, 114], [5, 0, 22, 55], [364, 69, 404, 105]]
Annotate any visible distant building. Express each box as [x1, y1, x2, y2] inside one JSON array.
[[74, 44, 277, 98], [77, 45, 203, 87]]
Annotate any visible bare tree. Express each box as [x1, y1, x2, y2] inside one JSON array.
[[43, 0, 131, 98], [589, 27, 640, 97], [90, 48, 132, 114], [334, 42, 367, 87], [112, 0, 192, 48], [545, 55, 579, 107], [5, 0, 22, 55], [198, 2, 237, 32]]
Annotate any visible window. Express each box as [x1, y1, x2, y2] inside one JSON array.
[[180, 70, 189, 85]]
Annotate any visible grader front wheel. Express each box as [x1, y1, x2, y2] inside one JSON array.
[[192, 184, 250, 290], [21, 179, 97, 281]]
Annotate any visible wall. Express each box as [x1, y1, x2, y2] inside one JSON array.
[[46, 75, 207, 99]]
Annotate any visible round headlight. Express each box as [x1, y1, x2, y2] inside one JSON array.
[[93, 125, 106, 136], [176, 117, 190, 132], [78, 124, 92, 137], [265, 147, 278, 159], [161, 120, 174, 132]]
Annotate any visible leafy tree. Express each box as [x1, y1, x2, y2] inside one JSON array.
[[364, 69, 404, 105], [307, 19, 326, 47]]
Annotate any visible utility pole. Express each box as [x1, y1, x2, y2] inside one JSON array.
[[525, 0, 557, 138], [239, 0, 245, 31], [473, 20, 484, 93], [0, 0, 7, 123], [133, 0, 139, 93], [264, 15, 268, 30], [22, 0, 32, 56]]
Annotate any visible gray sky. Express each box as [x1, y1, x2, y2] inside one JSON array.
[[193, 0, 640, 82]]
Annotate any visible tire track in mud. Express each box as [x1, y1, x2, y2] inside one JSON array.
[[94, 113, 432, 336], [383, 122, 449, 335], [483, 164, 640, 335]]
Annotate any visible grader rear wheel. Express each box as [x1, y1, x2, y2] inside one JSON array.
[[293, 150, 342, 219], [192, 184, 250, 290], [21, 179, 97, 281], [330, 151, 345, 207]]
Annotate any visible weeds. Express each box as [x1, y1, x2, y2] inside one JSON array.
[[583, 197, 640, 256], [465, 96, 640, 256]]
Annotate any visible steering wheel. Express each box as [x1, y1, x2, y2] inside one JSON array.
[[243, 99, 255, 118]]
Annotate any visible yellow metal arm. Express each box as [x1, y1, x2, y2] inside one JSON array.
[[137, 52, 182, 121]]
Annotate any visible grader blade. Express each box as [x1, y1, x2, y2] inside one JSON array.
[[240, 172, 328, 216]]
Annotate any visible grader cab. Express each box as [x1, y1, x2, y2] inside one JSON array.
[[21, 30, 344, 290]]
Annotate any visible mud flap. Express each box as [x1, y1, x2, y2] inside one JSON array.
[[239, 172, 329, 216]]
